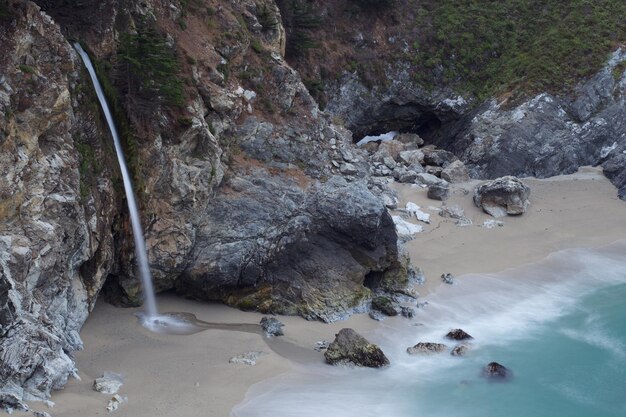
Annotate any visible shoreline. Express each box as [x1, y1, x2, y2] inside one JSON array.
[[16, 167, 626, 417]]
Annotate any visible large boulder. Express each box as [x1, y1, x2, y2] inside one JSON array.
[[473, 176, 530, 217], [324, 328, 390, 367]]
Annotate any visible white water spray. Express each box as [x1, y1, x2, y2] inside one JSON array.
[[74, 43, 158, 317]]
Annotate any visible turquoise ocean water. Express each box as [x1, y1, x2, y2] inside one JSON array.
[[233, 242, 626, 417]]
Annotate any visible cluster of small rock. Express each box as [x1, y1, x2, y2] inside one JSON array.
[[358, 133, 471, 203], [405, 329, 512, 380]]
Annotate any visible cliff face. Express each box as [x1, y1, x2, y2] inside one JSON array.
[[0, 1, 117, 409], [0, 0, 407, 409]]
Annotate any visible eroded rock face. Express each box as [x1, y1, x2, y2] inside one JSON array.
[[179, 175, 400, 322], [324, 328, 389, 367], [474, 176, 530, 217], [443, 48, 626, 200], [0, 2, 117, 410]]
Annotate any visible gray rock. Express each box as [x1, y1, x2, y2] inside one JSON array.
[[441, 273, 455, 285], [441, 160, 470, 183], [422, 148, 458, 167], [474, 176, 530, 217], [400, 306, 416, 318], [406, 342, 447, 355], [368, 310, 386, 321], [383, 156, 397, 170], [260, 317, 284, 336], [399, 149, 425, 165], [93, 372, 124, 395], [313, 341, 330, 351], [340, 162, 358, 175], [371, 296, 398, 316], [393, 166, 419, 183], [324, 328, 390, 367], [33, 412, 52, 417], [439, 205, 465, 219], [229, 351, 267, 366], [427, 184, 450, 201], [416, 173, 447, 187], [396, 133, 425, 147]]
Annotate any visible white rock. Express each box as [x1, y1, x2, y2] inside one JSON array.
[[482, 220, 504, 229], [392, 216, 423, 240], [243, 89, 257, 102], [106, 394, 126, 413], [93, 372, 124, 395], [356, 131, 398, 146], [229, 351, 267, 366], [405, 202, 430, 223]]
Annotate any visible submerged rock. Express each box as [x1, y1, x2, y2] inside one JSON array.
[[401, 306, 416, 318], [93, 372, 124, 395], [406, 342, 447, 355], [106, 394, 127, 412], [325, 328, 390, 367], [441, 273, 455, 285], [482, 362, 513, 381], [313, 341, 331, 352], [369, 310, 386, 321], [451, 344, 470, 357], [260, 317, 284, 337], [229, 351, 268, 366], [474, 176, 530, 217], [446, 329, 474, 341]]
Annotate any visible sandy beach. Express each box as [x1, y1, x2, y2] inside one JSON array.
[[16, 167, 626, 417]]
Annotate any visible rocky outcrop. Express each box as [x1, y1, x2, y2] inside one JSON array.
[[406, 342, 447, 355], [441, 48, 626, 200], [324, 328, 389, 367], [450, 344, 469, 357], [474, 176, 530, 217], [0, 2, 118, 411], [0, 0, 409, 409]]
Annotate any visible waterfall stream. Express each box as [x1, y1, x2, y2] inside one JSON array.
[[74, 43, 158, 318]]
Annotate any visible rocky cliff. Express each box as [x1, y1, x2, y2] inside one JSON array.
[[0, 0, 408, 410], [1, 0, 626, 411]]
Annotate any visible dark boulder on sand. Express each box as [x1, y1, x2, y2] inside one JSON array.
[[325, 328, 390, 368]]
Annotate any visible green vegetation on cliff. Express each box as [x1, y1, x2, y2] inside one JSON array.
[[116, 26, 185, 108], [412, 0, 626, 100]]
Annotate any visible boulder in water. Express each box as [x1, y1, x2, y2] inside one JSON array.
[[260, 317, 284, 336], [371, 296, 398, 316], [473, 176, 530, 217], [406, 342, 447, 355], [482, 362, 512, 381], [446, 329, 473, 341], [324, 328, 390, 367], [441, 160, 470, 183], [451, 344, 470, 356], [229, 351, 267, 366], [441, 273, 455, 285]]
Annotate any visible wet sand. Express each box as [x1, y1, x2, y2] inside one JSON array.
[[18, 167, 626, 417]]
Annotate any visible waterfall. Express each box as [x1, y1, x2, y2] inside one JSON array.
[[74, 43, 158, 318]]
